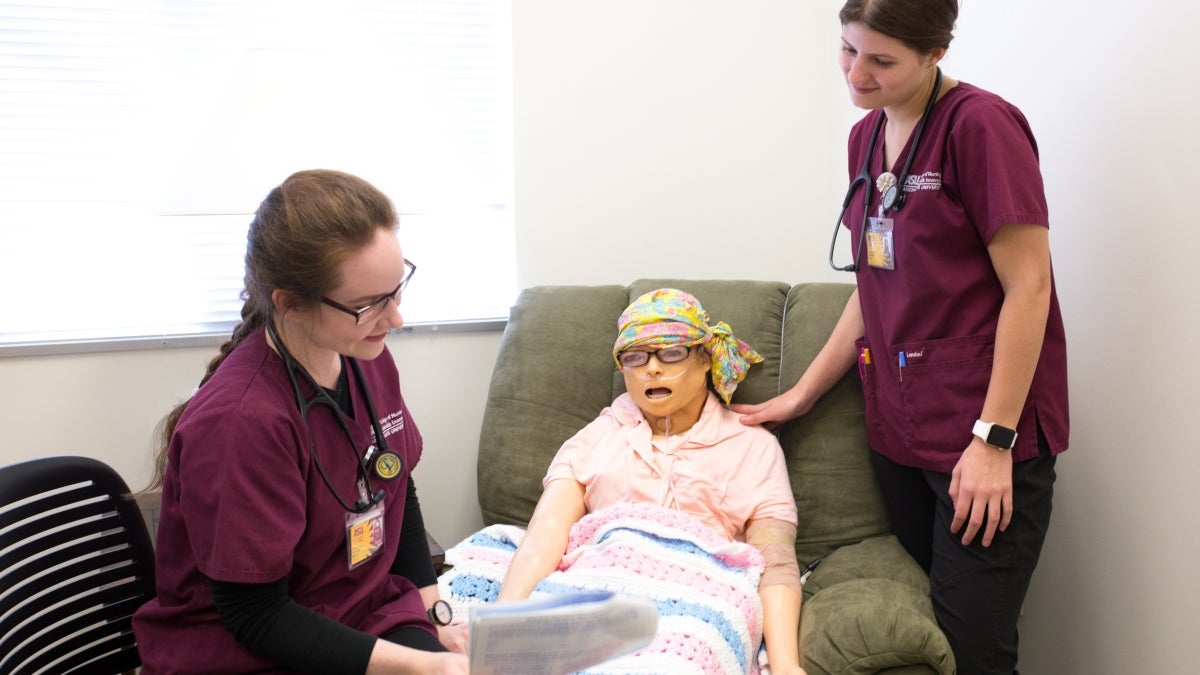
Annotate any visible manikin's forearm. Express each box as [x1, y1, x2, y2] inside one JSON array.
[[497, 479, 586, 601]]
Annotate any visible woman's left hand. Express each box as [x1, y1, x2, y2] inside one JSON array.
[[949, 437, 1013, 547], [438, 622, 469, 655]]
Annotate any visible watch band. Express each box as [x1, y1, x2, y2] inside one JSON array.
[[972, 419, 1018, 450]]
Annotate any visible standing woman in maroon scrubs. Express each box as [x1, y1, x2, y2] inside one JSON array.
[[733, 2, 1069, 673], [133, 170, 469, 675]]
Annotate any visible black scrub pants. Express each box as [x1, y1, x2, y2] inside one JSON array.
[[869, 428, 1056, 675]]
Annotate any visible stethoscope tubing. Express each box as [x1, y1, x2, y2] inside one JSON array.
[[266, 321, 393, 514], [829, 67, 943, 272]]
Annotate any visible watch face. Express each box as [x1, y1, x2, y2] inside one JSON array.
[[987, 425, 1018, 450], [430, 600, 452, 625]]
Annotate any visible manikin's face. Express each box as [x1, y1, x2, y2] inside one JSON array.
[[620, 344, 712, 434], [838, 21, 943, 113]]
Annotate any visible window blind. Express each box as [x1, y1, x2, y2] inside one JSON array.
[[0, 0, 514, 348]]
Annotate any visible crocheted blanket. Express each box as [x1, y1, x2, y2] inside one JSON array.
[[438, 503, 765, 674]]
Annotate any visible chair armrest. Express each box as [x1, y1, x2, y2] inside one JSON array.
[[798, 536, 955, 675], [800, 577, 954, 675]]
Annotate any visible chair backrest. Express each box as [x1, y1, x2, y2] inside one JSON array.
[[0, 456, 156, 675]]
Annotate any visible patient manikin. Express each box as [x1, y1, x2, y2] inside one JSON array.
[[482, 288, 808, 674]]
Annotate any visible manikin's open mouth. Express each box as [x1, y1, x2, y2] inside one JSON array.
[[645, 387, 672, 399]]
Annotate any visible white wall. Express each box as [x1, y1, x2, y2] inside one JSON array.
[[513, 1, 1199, 673], [512, 0, 841, 286], [1, 1, 1195, 672]]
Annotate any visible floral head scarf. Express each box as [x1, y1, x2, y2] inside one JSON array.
[[612, 288, 763, 404]]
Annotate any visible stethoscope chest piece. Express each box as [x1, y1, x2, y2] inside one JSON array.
[[373, 451, 403, 480], [876, 172, 899, 210]]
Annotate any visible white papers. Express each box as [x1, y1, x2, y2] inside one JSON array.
[[467, 592, 658, 675]]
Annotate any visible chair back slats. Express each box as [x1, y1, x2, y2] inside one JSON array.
[[0, 457, 155, 675], [1, 522, 133, 593], [0, 542, 140, 619], [0, 558, 147, 649], [5, 625, 139, 675], [1, 597, 142, 674], [1, 492, 122, 549]]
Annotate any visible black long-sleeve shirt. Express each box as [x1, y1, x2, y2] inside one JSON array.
[[210, 476, 436, 675]]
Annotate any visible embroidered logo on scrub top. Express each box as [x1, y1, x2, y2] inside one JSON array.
[[378, 410, 406, 438], [905, 171, 942, 193]]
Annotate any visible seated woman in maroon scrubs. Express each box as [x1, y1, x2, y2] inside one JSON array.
[[132, 170, 469, 675]]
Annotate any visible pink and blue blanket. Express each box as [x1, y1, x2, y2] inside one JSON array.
[[438, 503, 766, 674]]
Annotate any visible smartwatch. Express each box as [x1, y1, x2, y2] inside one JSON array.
[[427, 599, 453, 626], [973, 420, 1018, 450]]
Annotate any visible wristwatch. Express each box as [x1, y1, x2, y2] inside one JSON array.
[[973, 420, 1018, 450], [427, 599, 453, 626]]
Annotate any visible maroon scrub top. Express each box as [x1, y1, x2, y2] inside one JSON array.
[[133, 330, 429, 673], [845, 82, 1069, 472]]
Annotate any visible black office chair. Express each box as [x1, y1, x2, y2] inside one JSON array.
[[0, 456, 156, 675]]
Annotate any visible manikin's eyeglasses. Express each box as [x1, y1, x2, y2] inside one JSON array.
[[617, 345, 695, 369], [321, 259, 416, 324]]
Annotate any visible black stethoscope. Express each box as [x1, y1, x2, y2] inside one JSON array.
[[829, 67, 943, 272], [266, 321, 394, 514]]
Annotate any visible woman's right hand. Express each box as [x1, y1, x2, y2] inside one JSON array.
[[730, 387, 813, 429]]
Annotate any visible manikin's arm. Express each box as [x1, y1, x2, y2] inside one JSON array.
[[746, 518, 806, 675], [496, 478, 587, 601]]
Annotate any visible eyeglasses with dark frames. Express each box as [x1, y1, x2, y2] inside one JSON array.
[[321, 259, 416, 324], [617, 344, 695, 369]]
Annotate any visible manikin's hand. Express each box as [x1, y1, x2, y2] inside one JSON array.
[[949, 437, 1014, 547]]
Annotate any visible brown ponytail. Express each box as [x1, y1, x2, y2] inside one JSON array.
[[145, 311, 262, 491]]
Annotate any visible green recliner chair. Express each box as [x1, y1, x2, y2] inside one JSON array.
[[474, 279, 955, 675]]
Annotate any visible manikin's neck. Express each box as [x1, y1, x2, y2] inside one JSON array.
[[646, 398, 705, 439]]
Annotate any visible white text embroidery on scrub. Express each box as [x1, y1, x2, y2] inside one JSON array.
[[903, 171, 943, 193], [378, 410, 406, 439]]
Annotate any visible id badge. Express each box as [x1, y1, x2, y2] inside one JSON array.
[[865, 216, 895, 270], [346, 503, 385, 570]]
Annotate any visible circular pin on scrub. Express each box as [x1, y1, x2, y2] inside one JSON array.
[[875, 172, 899, 209], [374, 452, 403, 480]]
